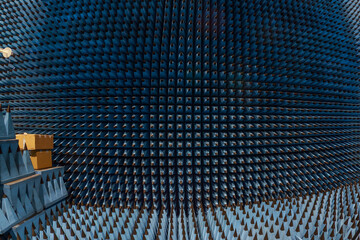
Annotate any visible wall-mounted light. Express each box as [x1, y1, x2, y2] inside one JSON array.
[[0, 47, 12, 58]]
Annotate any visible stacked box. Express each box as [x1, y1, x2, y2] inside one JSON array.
[[16, 134, 54, 170]]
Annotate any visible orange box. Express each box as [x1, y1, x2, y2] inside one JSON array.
[[29, 150, 52, 170], [16, 134, 54, 150]]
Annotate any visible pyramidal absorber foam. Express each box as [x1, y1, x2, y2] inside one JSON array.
[[6, 181, 360, 240], [0, 0, 359, 210]]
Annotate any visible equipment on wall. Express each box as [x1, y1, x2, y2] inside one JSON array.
[[0, 47, 12, 58]]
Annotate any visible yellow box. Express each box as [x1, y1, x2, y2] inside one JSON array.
[[16, 134, 54, 150], [29, 150, 52, 170]]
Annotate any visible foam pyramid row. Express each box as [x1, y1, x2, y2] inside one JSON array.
[[1, 0, 360, 208], [0, 107, 37, 234], [36, 167, 68, 208], [1, 174, 43, 233], [0, 167, 68, 235], [6, 181, 360, 239], [0, 108, 68, 234], [0, 107, 34, 184]]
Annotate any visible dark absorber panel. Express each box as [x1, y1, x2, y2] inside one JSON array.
[[0, 0, 359, 209]]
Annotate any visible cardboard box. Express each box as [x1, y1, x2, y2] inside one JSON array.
[[16, 134, 53, 150], [29, 150, 52, 170]]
